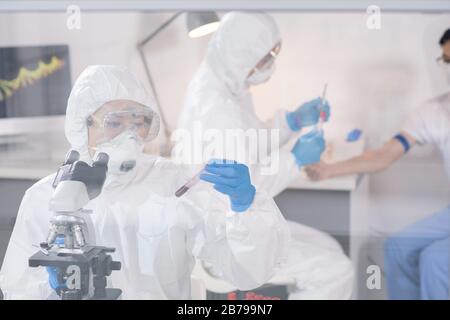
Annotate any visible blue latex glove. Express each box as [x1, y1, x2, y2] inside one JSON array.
[[46, 266, 66, 291], [286, 97, 331, 131], [291, 129, 326, 167], [346, 128, 362, 142], [46, 236, 66, 291], [200, 159, 256, 213]]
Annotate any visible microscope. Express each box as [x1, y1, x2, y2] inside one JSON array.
[[28, 150, 122, 300]]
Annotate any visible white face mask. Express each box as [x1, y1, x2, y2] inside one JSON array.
[[93, 131, 144, 175], [246, 63, 275, 86]]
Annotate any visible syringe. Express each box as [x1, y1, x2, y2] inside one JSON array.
[[315, 83, 328, 132], [175, 168, 204, 197]]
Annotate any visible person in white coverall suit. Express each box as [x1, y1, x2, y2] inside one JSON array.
[[176, 12, 354, 299], [0, 65, 290, 300]]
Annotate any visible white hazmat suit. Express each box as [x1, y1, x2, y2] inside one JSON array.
[[0, 65, 289, 299], [177, 12, 354, 299]]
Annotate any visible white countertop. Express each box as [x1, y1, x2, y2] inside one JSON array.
[[0, 160, 60, 180], [290, 172, 362, 191], [0, 132, 67, 180]]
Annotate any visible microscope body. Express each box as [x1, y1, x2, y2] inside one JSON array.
[[28, 150, 122, 300], [29, 245, 121, 300]]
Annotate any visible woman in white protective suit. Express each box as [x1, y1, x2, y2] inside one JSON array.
[[0, 65, 290, 300], [176, 12, 354, 299]]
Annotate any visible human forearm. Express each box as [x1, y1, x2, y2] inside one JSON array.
[[328, 149, 394, 177], [306, 136, 414, 181]]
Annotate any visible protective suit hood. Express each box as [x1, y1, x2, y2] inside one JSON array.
[[65, 65, 157, 163], [205, 12, 281, 96]]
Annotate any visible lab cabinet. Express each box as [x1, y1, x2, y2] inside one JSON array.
[[275, 189, 351, 255], [0, 179, 37, 266], [275, 175, 370, 299]]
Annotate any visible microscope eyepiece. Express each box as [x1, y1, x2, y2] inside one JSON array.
[[93, 152, 109, 168], [64, 150, 80, 165]]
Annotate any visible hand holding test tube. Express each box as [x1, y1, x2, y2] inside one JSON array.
[[175, 168, 204, 197]]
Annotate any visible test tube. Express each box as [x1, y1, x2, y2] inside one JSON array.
[[315, 83, 328, 132], [175, 168, 204, 197]]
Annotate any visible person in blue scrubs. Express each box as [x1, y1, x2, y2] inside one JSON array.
[[305, 28, 450, 299], [384, 207, 449, 299]]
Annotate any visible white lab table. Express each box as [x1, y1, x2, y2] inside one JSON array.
[[284, 140, 368, 249], [0, 161, 60, 180]]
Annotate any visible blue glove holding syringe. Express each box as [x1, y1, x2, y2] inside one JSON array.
[[290, 84, 329, 167], [286, 85, 330, 131], [315, 83, 328, 132]]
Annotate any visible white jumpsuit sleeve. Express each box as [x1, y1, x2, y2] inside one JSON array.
[[251, 148, 300, 197], [263, 109, 296, 148], [0, 182, 54, 300], [254, 109, 301, 196], [185, 188, 290, 291], [189, 97, 300, 198]]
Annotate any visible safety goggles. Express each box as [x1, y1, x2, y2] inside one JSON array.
[[249, 42, 282, 77], [88, 107, 160, 143]]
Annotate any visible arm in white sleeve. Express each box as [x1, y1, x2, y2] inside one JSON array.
[[193, 103, 300, 198], [251, 147, 300, 197], [0, 183, 54, 300], [186, 189, 290, 291], [177, 96, 300, 198], [263, 109, 296, 148]]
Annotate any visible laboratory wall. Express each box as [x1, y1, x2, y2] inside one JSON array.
[[2, 12, 449, 140], [2, 11, 448, 206], [0, 11, 449, 298]]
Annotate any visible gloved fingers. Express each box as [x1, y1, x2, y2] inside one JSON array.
[[204, 164, 237, 178], [200, 173, 239, 187], [46, 266, 65, 290], [307, 97, 322, 107], [296, 97, 320, 112], [315, 137, 326, 153], [46, 266, 57, 274], [204, 162, 248, 178], [322, 100, 330, 111], [206, 159, 238, 167], [55, 235, 65, 245], [320, 100, 331, 121], [213, 184, 236, 197], [49, 277, 62, 290]]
